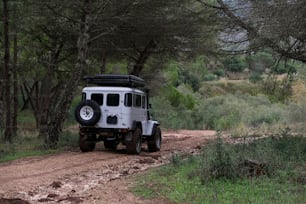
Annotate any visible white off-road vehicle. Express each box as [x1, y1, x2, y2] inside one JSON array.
[[74, 74, 161, 154]]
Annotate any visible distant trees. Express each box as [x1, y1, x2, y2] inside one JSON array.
[[199, 0, 306, 63]]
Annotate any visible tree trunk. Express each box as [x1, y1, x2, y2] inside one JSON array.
[[100, 52, 107, 74], [37, 42, 63, 144], [0, 73, 3, 130], [3, 0, 13, 142], [130, 40, 157, 76], [12, 6, 18, 136], [44, 0, 91, 148]]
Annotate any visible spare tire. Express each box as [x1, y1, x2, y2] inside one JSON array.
[[75, 100, 101, 126]]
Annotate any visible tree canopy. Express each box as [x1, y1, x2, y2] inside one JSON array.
[[200, 0, 306, 62], [0, 0, 218, 146]]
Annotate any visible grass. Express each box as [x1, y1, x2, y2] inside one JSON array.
[[0, 131, 79, 163], [0, 137, 56, 163], [131, 133, 306, 204], [133, 158, 306, 204]]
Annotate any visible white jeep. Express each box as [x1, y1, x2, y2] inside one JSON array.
[[74, 74, 161, 154]]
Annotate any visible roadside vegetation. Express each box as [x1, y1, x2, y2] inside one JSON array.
[[132, 129, 306, 204], [130, 53, 306, 203]]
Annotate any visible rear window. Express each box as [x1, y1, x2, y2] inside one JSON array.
[[107, 94, 120, 106]]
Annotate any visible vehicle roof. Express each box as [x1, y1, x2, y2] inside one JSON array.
[[82, 86, 145, 94]]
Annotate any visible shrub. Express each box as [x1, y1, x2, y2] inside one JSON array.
[[199, 128, 306, 182], [286, 103, 306, 123], [67, 95, 82, 124], [197, 95, 243, 130], [58, 131, 79, 149], [203, 73, 218, 81], [200, 134, 239, 182], [212, 69, 225, 77], [249, 72, 263, 83], [222, 57, 246, 72]]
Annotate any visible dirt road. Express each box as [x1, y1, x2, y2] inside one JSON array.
[[0, 130, 215, 204]]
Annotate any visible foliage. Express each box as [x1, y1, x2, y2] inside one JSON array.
[[57, 131, 79, 149], [197, 94, 285, 130], [199, 80, 261, 97], [249, 72, 262, 83], [0, 131, 79, 163], [222, 57, 246, 72], [264, 74, 294, 102], [0, 136, 55, 163], [132, 132, 306, 203], [201, 133, 237, 181], [153, 87, 298, 130], [150, 96, 198, 129], [203, 73, 218, 81], [247, 51, 275, 74], [201, 128, 306, 181], [207, 0, 306, 63], [212, 69, 225, 77], [163, 56, 221, 92]]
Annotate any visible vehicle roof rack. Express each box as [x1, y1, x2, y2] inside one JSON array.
[[83, 74, 145, 88]]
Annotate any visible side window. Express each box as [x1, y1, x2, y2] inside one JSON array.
[[124, 93, 132, 107], [142, 96, 146, 109], [91, 94, 103, 105], [82, 93, 86, 101], [107, 94, 120, 106], [133, 94, 142, 108]]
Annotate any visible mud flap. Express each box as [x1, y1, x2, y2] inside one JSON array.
[[124, 132, 133, 142]]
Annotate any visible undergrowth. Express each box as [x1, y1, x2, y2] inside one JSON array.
[[132, 128, 306, 204], [0, 131, 78, 163]]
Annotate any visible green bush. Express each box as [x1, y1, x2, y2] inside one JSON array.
[[199, 128, 306, 182], [203, 73, 218, 81], [196, 95, 242, 130], [67, 94, 82, 124], [198, 94, 284, 129], [212, 69, 225, 77], [152, 92, 287, 130], [58, 131, 79, 149], [286, 103, 306, 123], [222, 57, 246, 72], [249, 72, 263, 83], [200, 135, 238, 182]]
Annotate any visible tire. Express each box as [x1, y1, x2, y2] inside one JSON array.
[[75, 100, 101, 126], [148, 125, 161, 152], [79, 132, 96, 152], [104, 140, 118, 150], [126, 128, 142, 154]]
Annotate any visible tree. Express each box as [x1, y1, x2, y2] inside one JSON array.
[[19, 0, 127, 147], [17, 0, 96, 147], [90, 0, 218, 76], [2, 0, 13, 142], [199, 0, 306, 63]]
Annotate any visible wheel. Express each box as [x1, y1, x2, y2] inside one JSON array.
[[104, 140, 118, 150], [148, 125, 161, 152], [126, 128, 142, 154], [75, 100, 101, 126], [79, 132, 96, 152]]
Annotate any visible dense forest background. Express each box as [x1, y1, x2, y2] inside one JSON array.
[[0, 0, 305, 148]]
